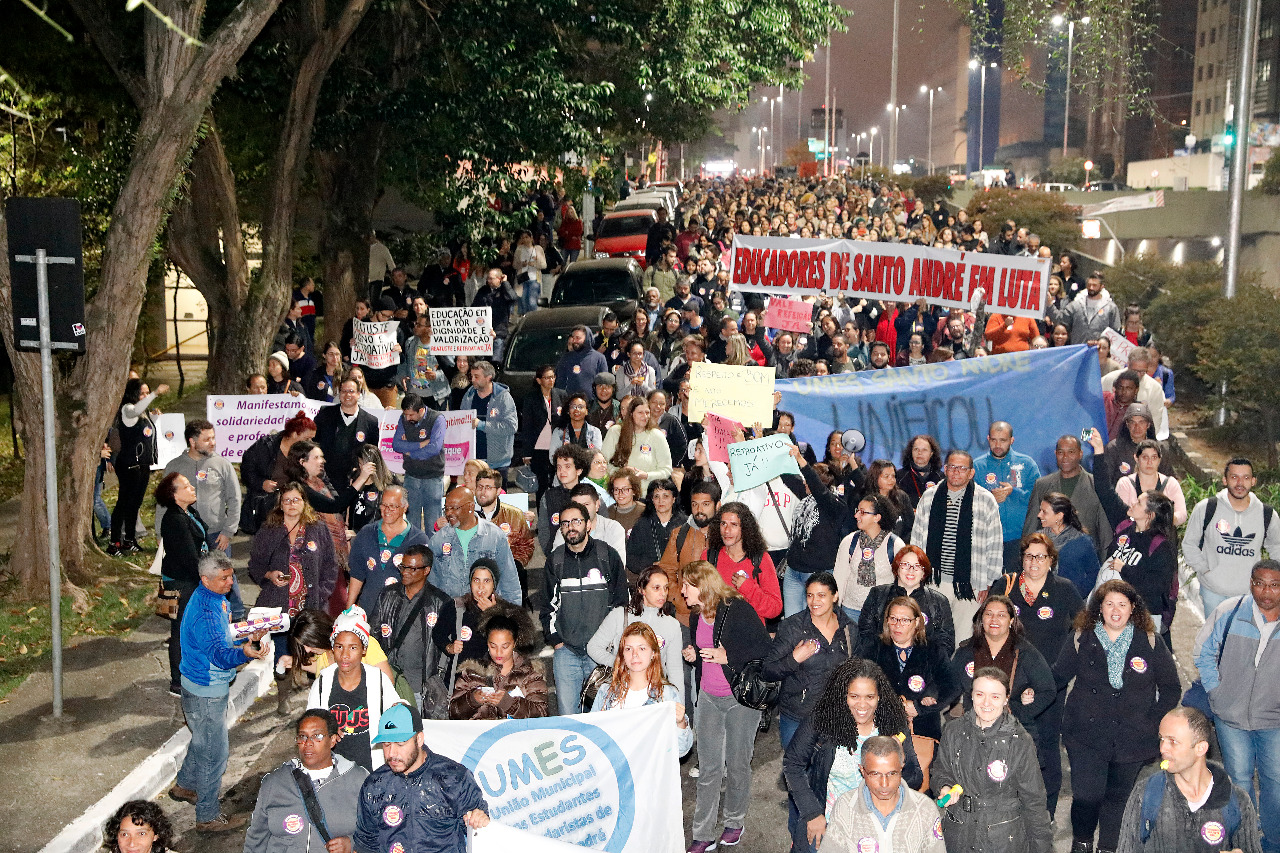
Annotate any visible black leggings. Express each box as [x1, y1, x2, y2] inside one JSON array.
[[111, 466, 151, 543], [1067, 744, 1147, 849]]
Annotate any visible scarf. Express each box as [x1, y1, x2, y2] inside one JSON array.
[[1095, 622, 1134, 690], [855, 530, 889, 588], [286, 526, 307, 616], [927, 482, 976, 599], [974, 636, 1017, 681]]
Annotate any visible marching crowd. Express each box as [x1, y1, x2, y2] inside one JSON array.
[[99, 173, 1278, 853]]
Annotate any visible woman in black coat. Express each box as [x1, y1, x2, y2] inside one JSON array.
[[858, 594, 959, 791], [763, 572, 857, 750], [1053, 579, 1180, 853], [783, 658, 923, 853], [986, 532, 1085, 818], [625, 479, 686, 576], [156, 472, 209, 696], [858, 544, 956, 653]]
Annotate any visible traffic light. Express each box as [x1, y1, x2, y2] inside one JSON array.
[[1223, 122, 1235, 169]]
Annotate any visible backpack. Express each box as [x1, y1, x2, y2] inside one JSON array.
[[1199, 496, 1275, 549], [1139, 770, 1240, 844]]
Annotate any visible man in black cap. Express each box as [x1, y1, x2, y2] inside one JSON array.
[[354, 703, 489, 853], [380, 267, 420, 321]]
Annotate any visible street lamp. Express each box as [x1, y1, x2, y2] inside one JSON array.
[[886, 103, 906, 170], [754, 126, 768, 175], [765, 93, 782, 169], [921, 85, 942, 174], [1052, 15, 1090, 158], [969, 59, 998, 172], [1084, 158, 1094, 188], [870, 126, 879, 168]]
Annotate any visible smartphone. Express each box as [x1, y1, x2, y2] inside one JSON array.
[[1080, 427, 1093, 444]]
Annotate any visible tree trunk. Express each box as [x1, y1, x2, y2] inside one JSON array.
[[168, 0, 373, 393], [0, 0, 281, 597]]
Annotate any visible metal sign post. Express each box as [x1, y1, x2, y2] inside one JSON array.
[[12, 248, 76, 718]]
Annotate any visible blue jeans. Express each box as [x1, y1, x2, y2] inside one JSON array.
[[1215, 721, 1280, 853], [93, 461, 111, 537], [782, 568, 811, 617], [553, 645, 595, 715], [403, 474, 445, 533], [1201, 585, 1232, 620], [177, 688, 231, 822], [780, 712, 802, 750], [520, 280, 541, 315]]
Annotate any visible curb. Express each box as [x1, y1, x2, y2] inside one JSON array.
[[37, 656, 275, 853]]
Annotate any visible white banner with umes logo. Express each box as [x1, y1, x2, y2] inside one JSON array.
[[420, 704, 683, 853]]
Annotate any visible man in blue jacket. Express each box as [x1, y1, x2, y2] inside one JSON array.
[[430, 486, 520, 602], [391, 392, 446, 531], [168, 554, 268, 832], [973, 421, 1041, 574], [355, 703, 489, 853], [460, 360, 518, 483], [555, 326, 609, 395]]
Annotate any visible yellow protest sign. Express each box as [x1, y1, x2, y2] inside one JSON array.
[[687, 361, 775, 427]]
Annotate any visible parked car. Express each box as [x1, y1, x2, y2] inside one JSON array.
[[1085, 181, 1128, 191], [549, 258, 642, 315], [1039, 182, 1079, 192], [612, 196, 669, 217], [498, 304, 619, 408], [592, 210, 656, 267]]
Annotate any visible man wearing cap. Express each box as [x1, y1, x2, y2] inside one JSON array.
[[243, 709, 368, 853], [356, 703, 489, 853], [391, 392, 447, 531], [347, 486, 432, 613], [1101, 402, 1173, 489], [679, 298, 707, 338], [360, 297, 403, 408], [168, 553, 269, 832], [588, 372, 621, 434], [555, 325, 609, 395]]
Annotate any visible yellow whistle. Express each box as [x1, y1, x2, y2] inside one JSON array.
[[936, 785, 964, 808], [1160, 759, 1170, 770]]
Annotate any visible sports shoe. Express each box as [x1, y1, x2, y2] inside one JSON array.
[[686, 841, 717, 853], [719, 827, 744, 846], [196, 813, 248, 832], [106, 542, 124, 556], [167, 784, 196, 804]]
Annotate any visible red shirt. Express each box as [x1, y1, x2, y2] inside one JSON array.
[[704, 548, 782, 620]]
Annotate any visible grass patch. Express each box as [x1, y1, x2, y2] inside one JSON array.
[[0, 567, 156, 700]]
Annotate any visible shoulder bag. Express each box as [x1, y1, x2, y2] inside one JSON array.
[[1181, 596, 1245, 721], [711, 600, 780, 711]]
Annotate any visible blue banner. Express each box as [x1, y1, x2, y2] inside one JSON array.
[[776, 346, 1105, 474]]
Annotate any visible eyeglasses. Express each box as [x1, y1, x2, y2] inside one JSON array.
[[559, 518, 587, 528], [400, 563, 427, 572], [281, 497, 304, 505], [611, 486, 633, 494], [897, 562, 923, 571], [944, 465, 971, 473], [1023, 554, 1051, 564], [854, 509, 878, 517], [295, 732, 329, 743], [887, 616, 916, 626], [1251, 579, 1280, 592]]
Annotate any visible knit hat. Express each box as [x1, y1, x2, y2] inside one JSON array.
[[1122, 401, 1153, 425], [593, 372, 616, 388], [331, 607, 371, 649], [268, 351, 290, 375]]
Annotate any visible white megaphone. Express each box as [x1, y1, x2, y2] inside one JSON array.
[[840, 429, 866, 455]]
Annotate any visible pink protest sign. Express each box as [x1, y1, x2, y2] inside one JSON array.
[[763, 297, 814, 333], [705, 412, 742, 464]]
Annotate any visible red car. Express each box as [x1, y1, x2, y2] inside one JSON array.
[[592, 210, 656, 268]]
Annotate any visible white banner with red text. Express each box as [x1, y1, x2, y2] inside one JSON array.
[[419, 704, 683, 853], [727, 234, 1052, 320]]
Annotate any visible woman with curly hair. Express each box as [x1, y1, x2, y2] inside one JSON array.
[[625, 479, 687, 577], [782, 658, 923, 853], [703, 500, 783, 621], [931, 666, 1053, 853], [1053, 579, 1179, 853], [103, 800, 174, 853], [603, 395, 673, 483], [589, 565, 684, 700], [897, 434, 943, 509], [449, 612, 548, 720], [590, 621, 693, 755]]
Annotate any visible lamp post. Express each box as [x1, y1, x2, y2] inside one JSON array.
[[886, 103, 906, 171], [1084, 158, 1094, 188], [1052, 14, 1090, 158], [889, 0, 901, 168], [870, 126, 879, 168], [854, 131, 868, 178], [921, 85, 941, 174], [757, 126, 768, 175], [969, 59, 998, 172]]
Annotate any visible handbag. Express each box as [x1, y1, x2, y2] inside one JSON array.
[[1182, 596, 1245, 720], [579, 611, 632, 712], [711, 600, 780, 711], [155, 582, 179, 620]]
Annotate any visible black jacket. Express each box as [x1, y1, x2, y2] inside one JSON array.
[[763, 609, 857, 720], [626, 511, 687, 576], [1115, 762, 1262, 853], [932, 710, 1053, 853], [862, 636, 961, 741], [1053, 624, 1180, 763], [352, 750, 486, 853], [951, 638, 1056, 738], [858, 583, 956, 653], [372, 581, 456, 694], [518, 388, 567, 457], [986, 572, 1086, 671], [784, 466, 850, 577], [314, 405, 380, 490], [159, 506, 208, 587], [239, 432, 286, 532], [689, 597, 772, 689], [472, 280, 518, 334], [783, 719, 922, 852]]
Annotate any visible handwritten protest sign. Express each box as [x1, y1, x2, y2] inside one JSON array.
[[352, 319, 400, 369], [704, 412, 742, 464], [430, 306, 494, 356], [687, 361, 775, 426], [727, 433, 801, 492], [763, 297, 814, 333], [1101, 327, 1135, 368]]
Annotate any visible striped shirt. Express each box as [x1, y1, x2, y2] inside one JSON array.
[[938, 489, 964, 578]]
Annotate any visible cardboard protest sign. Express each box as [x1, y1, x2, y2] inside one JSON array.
[[686, 361, 775, 427], [704, 412, 742, 464], [727, 433, 801, 492], [763, 297, 814, 333], [1101, 327, 1135, 367], [430, 306, 494, 356], [352, 319, 400, 369], [728, 234, 1052, 320]]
